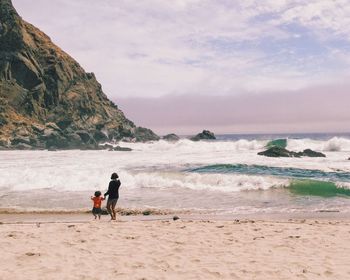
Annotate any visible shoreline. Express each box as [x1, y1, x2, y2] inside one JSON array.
[[1, 210, 350, 224]]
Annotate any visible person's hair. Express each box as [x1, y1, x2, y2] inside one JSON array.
[[94, 191, 101, 197], [111, 172, 119, 180]]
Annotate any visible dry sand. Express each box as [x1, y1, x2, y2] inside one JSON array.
[[0, 215, 349, 280]]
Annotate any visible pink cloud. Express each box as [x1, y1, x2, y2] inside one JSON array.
[[116, 83, 350, 134]]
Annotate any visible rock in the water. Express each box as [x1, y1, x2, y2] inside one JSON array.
[[98, 143, 114, 150], [162, 133, 180, 142], [111, 146, 132, 152], [258, 147, 326, 158], [258, 146, 299, 157], [0, 0, 159, 150], [300, 149, 326, 158], [190, 130, 216, 141], [133, 127, 160, 142]]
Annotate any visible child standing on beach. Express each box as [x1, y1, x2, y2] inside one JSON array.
[[91, 191, 105, 220]]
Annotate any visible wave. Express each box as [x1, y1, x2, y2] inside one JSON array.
[[289, 180, 350, 197], [109, 137, 350, 153], [189, 164, 350, 183], [126, 171, 289, 192], [0, 136, 349, 194], [287, 137, 350, 152], [132, 168, 350, 197], [266, 139, 287, 148], [114, 139, 267, 152]]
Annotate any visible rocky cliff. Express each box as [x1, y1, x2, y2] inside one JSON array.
[[0, 0, 159, 149]]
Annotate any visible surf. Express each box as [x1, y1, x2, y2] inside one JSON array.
[[289, 180, 350, 197], [188, 164, 350, 183]]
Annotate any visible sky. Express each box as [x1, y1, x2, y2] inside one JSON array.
[[13, 0, 350, 134]]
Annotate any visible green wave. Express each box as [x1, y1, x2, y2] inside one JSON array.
[[188, 164, 350, 197], [266, 138, 287, 148], [289, 180, 350, 197], [189, 164, 350, 183]]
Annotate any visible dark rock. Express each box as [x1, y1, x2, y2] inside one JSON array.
[[99, 143, 114, 150], [12, 143, 32, 150], [31, 124, 45, 133], [121, 137, 136, 143], [133, 127, 160, 142], [258, 146, 299, 158], [45, 123, 61, 132], [76, 131, 95, 144], [111, 146, 132, 152], [79, 144, 98, 150], [258, 146, 326, 158], [0, 0, 159, 150], [65, 133, 83, 149], [14, 126, 30, 137], [93, 130, 108, 142], [40, 130, 69, 149], [0, 138, 9, 148], [190, 130, 216, 141], [11, 136, 31, 145], [300, 149, 326, 158], [0, 113, 8, 126], [162, 133, 180, 142], [173, 215, 180, 221]]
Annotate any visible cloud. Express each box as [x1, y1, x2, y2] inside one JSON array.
[[116, 82, 350, 134], [12, 0, 350, 103]]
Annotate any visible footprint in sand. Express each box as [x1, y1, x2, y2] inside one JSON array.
[[25, 252, 40, 257], [288, 235, 301, 239], [253, 236, 265, 240]]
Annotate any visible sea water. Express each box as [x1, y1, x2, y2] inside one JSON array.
[[0, 133, 350, 214]]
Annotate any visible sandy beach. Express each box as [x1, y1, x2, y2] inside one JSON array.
[[1, 214, 349, 280]]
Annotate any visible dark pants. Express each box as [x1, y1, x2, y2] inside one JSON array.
[[107, 198, 118, 210], [106, 198, 118, 218]]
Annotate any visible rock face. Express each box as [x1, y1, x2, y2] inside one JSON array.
[[301, 149, 326, 158], [162, 133, 180, 142], [190, 130, 216, 141], [258, 147, 326, 158], [258, 147, 297, 158], [110, 146, 132, 152], [0, 0, 159, 149]]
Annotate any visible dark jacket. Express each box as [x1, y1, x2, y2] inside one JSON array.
[[104, 179, 121, 200]]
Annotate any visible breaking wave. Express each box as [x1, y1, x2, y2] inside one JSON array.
[[189, 164, 350, 183], [287, 137, 350, 152], [289, 180, 350, 197]]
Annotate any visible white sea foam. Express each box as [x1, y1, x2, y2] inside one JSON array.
[[0, 137, 349, 193], [125, 172, 289, 192], [116, 139, 266, 153], [287, 137, 350, 152]]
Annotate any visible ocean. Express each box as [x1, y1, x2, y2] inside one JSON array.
[[1, 133, 350, 215]]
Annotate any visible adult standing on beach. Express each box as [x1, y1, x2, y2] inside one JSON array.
[[104, 173, 121, 220]]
